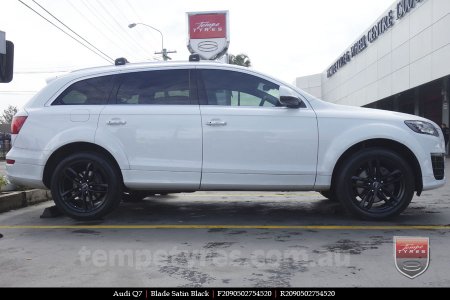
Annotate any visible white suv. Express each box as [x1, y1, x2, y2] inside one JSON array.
[[6, 61, 446, 220]]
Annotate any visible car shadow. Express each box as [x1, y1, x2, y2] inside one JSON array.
[[59, 193, 443, 226]]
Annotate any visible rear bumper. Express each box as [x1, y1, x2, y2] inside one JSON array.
[[6, 162, 46, 188], [6, 147, 47, 189]]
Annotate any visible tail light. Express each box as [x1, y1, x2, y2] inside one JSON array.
[[11, 116, 28, 134]]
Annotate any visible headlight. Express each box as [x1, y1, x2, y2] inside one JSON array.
[[404, 120, 439, 137]]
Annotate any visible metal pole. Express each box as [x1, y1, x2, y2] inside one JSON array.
[[129, 23, 176, 61]]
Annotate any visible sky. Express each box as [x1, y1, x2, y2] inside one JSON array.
[[0, 0, 395, 113]]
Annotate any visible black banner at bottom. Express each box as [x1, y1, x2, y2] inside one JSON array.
[[0, 287, 447, 298]]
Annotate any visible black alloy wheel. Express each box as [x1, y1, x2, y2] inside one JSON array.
[[51, 152, 122, 220], [335, 148, 415, 220]]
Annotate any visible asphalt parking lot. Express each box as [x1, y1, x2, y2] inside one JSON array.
[[0, 160, 449, 287]]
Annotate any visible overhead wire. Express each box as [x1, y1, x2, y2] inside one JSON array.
[[93, 0, 153, 58], [16, 0, 114, 64], [125, 0, 144, 23], [31, 0, 115, 63], [110, 0, 158, 49], [78, 0, 148, 61], [66, 0, 138, 61], [123, 0, 161, 54]]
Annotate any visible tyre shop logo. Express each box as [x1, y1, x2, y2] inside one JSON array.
[[198, 41, 218, 52], [394, 236, 429, 279]]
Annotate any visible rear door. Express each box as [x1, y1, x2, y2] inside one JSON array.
[[198, 68, 318, 190], [97, 68, 202, 190]]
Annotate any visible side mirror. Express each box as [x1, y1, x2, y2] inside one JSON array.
[[0, 41, 14, 83], [279, 85, 302, 108]]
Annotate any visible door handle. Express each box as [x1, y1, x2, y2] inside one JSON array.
[[206, 119, 227, 126], [107, 119, 127, 126]]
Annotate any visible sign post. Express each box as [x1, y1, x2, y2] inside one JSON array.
[[0, 30, 14, 83], [187, 11, 229, 60], [0, 31, 5, 55]]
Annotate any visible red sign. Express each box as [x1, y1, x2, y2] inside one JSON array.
[[394, 237, 430, 279], [395, 237, 428, 258], [189, 13, 226, 39]]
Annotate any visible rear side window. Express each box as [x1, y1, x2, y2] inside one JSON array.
[[53, 75, 114, 105], [115, 69, 191, 105]]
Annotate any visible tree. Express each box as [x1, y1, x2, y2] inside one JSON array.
[[228, 53, 251, 67], [1, 105, 18, 124]]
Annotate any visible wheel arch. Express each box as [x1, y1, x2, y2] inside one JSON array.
[[330, 138, 423, 195], [43, 142, 123, 189]]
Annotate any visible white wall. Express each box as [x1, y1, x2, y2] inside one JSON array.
[[296, 0, 450, 106], [295, 73, 322, 98]]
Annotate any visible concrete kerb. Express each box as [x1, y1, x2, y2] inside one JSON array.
[[0, 189, 51, 213]]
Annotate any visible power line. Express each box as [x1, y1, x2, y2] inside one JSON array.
[[125, 0, 144, 23], [123, 0, 160, 59], [67, 0, 138, 61], [31, 0, 115, 62], [124, 0, 149, 43], [78, 0, 147, 60], [17, 0, 113, 64], [94, 0, 152, 57], [109, 0, 153, 49]]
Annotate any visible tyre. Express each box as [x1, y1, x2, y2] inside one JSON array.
[[319, 190, 338, 201], [50, 152, 123, 220], [335, 148, 415, 220]]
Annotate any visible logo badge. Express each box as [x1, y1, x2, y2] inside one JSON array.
[[187, 11, 229, 60], [394, 236, 429, 279]]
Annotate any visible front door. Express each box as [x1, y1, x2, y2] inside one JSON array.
[[198, 68, 318, 190]]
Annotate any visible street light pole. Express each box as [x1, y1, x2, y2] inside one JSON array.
[[128, 23, 176, 61]]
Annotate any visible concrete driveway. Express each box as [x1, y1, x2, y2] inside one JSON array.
[[0, 160, 449, 287]]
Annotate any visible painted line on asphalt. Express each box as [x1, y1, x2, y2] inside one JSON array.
[[0, 225, 449, 230]]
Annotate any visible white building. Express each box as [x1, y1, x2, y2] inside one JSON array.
[[295, 0, 450, 126]]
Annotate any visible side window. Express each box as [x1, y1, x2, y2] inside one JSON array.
[[200, 69, 280, 107], [53, 75, 114, 105], [116, 69, 191, 105]]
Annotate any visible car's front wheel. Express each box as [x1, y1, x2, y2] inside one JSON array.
[[335, 148, 415, 220], [50, 152, 122, 220]]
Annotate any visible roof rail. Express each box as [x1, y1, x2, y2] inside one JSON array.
[[115, 57, 129, 66], [189, 54, 200, 62]]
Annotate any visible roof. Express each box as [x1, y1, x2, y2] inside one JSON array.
[[50, 60, 282, 88], [69, 60, 237, 76], [24, 60, 311, 110]]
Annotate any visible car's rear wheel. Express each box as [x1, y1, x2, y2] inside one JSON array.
[[335, 148, 415, 220], [51, 152, 122, 220]]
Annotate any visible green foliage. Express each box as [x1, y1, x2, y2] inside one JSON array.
[[0, 176, 8, 189], [1, 105, 18, 124]]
